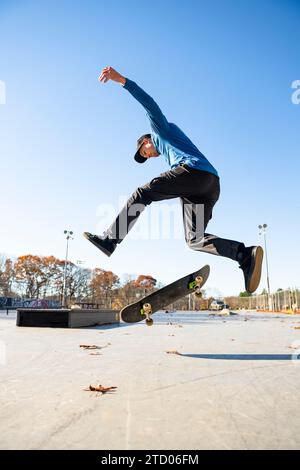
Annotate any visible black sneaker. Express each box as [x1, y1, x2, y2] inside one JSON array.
[[83, 232, 117, 257], [238, 245, 264, 293]]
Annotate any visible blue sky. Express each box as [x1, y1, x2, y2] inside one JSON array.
[[0, 0, 299, 296]]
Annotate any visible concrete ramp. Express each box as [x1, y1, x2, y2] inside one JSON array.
[[16, 308, 119, 328]]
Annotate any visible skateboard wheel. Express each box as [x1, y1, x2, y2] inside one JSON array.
[[195, 275, 203, 285], [146, 318, 154, 326], [143, 303, 152, 315]]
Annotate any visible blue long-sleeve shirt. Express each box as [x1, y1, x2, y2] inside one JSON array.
[[123, 78, 218, 177]]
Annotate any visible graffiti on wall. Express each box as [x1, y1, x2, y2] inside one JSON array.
[[0, 297, 60, 309]]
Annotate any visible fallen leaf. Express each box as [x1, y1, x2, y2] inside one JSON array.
[[166, 350, 182, 356], [84, 384, 117, 394], [80, 343, 111, 350]]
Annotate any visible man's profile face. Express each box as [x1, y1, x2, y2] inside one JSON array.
[[139, 138, 160, 159]]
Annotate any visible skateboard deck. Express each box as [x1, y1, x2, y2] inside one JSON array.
[[120, 265, 210, 325]]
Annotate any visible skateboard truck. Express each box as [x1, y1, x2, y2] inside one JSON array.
[[188, 275, 203, 297], [140, 302, 154, 326]]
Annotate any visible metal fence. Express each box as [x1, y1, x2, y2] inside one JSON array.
[[225, 288, 300, 312]]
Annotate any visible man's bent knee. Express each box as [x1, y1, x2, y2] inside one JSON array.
[[185, 236, 206, 251], [130, 185, 153, 206]]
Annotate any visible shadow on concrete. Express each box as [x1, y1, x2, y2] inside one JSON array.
[[181, 353, 295, 360], [91, 322, 130, 331]]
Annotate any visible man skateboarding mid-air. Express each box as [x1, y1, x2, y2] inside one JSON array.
[[84, 66, 263, 294]]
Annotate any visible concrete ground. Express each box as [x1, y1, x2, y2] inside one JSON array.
[[1, 310, 300, 450]]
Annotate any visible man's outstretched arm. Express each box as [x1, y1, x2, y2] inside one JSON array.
[[98, 66, 170, 135]]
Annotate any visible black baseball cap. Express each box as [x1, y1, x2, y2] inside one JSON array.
[[134, 133, 151, 163]]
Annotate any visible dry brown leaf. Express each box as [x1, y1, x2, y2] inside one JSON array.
[[84, 384, 117, 394], [166, 350, 182, 356], [80, 343, 111, 350]]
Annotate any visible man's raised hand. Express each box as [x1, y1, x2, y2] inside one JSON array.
[[98, 66, 126, 85]]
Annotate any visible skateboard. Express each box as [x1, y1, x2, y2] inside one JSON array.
[[120, 265, 210, 325]]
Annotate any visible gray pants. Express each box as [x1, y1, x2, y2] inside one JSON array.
[[106, 164, 243, 261]]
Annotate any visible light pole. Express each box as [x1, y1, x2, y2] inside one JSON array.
[[62, 230, 74, 307], [258, 224, 272, 311]]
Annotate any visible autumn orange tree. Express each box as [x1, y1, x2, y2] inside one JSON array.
[[90, 268, 120, 308], [115, 274, 157, 309], [133, 275, 157, 289], [14, 255, 62, 298]]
